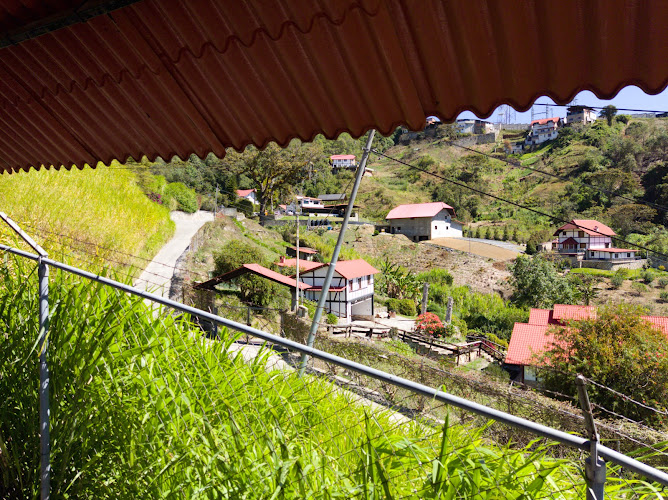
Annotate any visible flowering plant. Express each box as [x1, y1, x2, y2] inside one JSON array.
[[414, 312, 445, 338]]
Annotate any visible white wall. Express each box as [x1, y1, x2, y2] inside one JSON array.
[[389, 209, 459, 241]]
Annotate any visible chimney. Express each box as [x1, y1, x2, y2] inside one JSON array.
[[280, 256, 285, 264]]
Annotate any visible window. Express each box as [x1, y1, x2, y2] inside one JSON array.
[[578, 231, 584, 238], [614, 253, 618, 258], [627, 253, 631, 257], [434, 225, 438, 230], [580, 243, 586, 249]]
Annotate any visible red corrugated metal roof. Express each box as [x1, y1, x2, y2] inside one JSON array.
[[0, 0, 666, 173], [505, 323, 554, 366], [330, 155, 355, 160], [556, 220, 616, 237], [386, 202, 455, 220], [302, 259, 379, 280], [528, 308, 555, 325], [552, 304, 597, 321], [276, 258, 321, 271], [198, 263, 310, 291], [288, 246, 317, 254]]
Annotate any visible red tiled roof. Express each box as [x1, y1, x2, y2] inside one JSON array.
[[505, 323, 555, 366], [528, 308, 556, 325], [306, 286, 346, 293], [302, 259, 379, 280], [276, 259, 321, 271], [197, 263, 310, 291], [552, 304, 596, 322], [559, 237, 579, 246], [530, 117, 560, 126], [556, 220, 616, 237], [386, 202, 455, 220], [0, 1, 666, 173], [236, 189, 256, 197], [641, 316, 668, 337], [330, 155, 356, 160]]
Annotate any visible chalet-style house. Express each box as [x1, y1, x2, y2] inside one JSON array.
[[301, 260, 379, 321], [386, 202, 462, 241], [555, 220, 637, 262], [525, 117, 562, 146], [505, 305, 668, 385], [330, 154, 356, 173], [236, 188, 257, 204], [566, 105, 597, 125], [197, 259, 379, 324]]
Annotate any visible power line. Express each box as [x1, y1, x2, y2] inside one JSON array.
[[441, 139, 668, 216], [372, 149, 668, 261], [534, 103, 668, 114]]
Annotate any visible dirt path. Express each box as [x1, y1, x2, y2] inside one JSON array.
[[427, 237, 520, 261], [134, 211, 214, 297]]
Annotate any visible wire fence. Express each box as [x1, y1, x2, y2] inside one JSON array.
[[1, 241, 668, 498]]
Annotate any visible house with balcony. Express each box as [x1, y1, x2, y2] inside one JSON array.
[[455, 119, 495, 135], [555, 219, 638, 262], [330, 154, 357, 173], [386, 202, 462, 242], [566, 105, 597, 125], [525, 117, 562, 146]]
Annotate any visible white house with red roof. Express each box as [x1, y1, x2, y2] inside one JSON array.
[[236, 188, 257, 205], [525, 117, 562, 146], [555, 219, 638, 262], [300, 259, 380, 322], [386, 202, 462, 241], [329, 154, 357, 172]]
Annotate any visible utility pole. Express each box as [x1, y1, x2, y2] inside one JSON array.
[[421, 283, 429, 315], [295, 199, 300, 310]]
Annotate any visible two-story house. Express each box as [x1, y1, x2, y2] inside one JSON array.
[[566, 105, 597, 126], [525, 117, 562, 146], [236, 188, 257, 205], [386, 202, 462, 241], [555, 220, 637, 261], [330, 154, 357, 173], [300, 259, 379, 321]]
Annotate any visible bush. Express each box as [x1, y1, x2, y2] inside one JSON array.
[[414, 312, 445, 337], [641, 269, 655, 284], [417, 268, 453, 286], [610, 272, 625, 289], [631, 282, 647, 296], [164, 182, 198, 213], [660, 291, 668, 302], [398, 299, 417, 316], [658, 277, 668, 288], [325, 313, 338, 325]]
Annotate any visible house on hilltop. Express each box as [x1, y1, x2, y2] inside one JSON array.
[[566, 105, 597, 125], [330, 154, 356, 173], [386, 202, 462, 242], [555, 220, 638, 263], [525, 117, 562, 146]]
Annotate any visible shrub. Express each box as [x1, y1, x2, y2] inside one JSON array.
[[631, 282, 647, 296], [164, 182, 198, 213], [417, 268, 453, 286], [641, 269, 655, 284], [610, 272, 625, 289], [325, 313, 338, 325], [415, 312, 445, 337], [659, 265, 666, 272], [660, 291, 668, 302], [659, 277, 668, 288], [398, 299, 417, 316]]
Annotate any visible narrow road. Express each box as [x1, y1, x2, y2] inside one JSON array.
[[134, 210, 214, 297]]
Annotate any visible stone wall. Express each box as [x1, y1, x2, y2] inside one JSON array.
[[575, 259, 646, 271], [452, 131, 498, 147]]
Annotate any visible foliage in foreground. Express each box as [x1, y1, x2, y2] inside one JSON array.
[[540, 304, 668, 426], [0, 259, 662, 498]]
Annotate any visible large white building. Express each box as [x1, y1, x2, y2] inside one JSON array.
[[300, 260, 379, 322], [525, 117, 562, 146], [555, 219, 637, 261], [386, 202, 462, 241], [566, 105, 597, 125], [329, 154, 357, 172]]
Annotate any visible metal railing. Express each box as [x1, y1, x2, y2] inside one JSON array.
[[1, 236, 668, 498]]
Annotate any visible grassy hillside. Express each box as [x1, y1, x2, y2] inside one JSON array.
[[0, 161, 174, 273]]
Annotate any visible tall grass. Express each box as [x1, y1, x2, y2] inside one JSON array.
[[0, 162, 174, 272], [0, 257, 661, 498]]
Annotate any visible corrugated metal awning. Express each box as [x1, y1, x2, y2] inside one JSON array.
[[0, 0, 666, 173]]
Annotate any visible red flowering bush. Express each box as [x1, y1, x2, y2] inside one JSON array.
[[414, 312, 445, 338]]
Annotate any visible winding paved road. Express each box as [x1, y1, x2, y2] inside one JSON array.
[[134, 210, 214, 297]]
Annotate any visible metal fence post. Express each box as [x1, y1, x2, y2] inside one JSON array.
[[576, 375, 606, 500], [38, 257, 51, 500]]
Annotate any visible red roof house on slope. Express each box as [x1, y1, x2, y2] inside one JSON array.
[[385, 202, 462, 242], [236, 189, 257, 205], [330, 154, 357, 172], [554, 219, 637, 262], [526, 117, 562, 146]]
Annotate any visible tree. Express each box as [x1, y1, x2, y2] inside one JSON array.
[[571, 274, 599, 305], [540, 305, 668, 424], [599, 105, 617, 126], [221, 141, 313, 215], [509, 255, 577, 308]]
